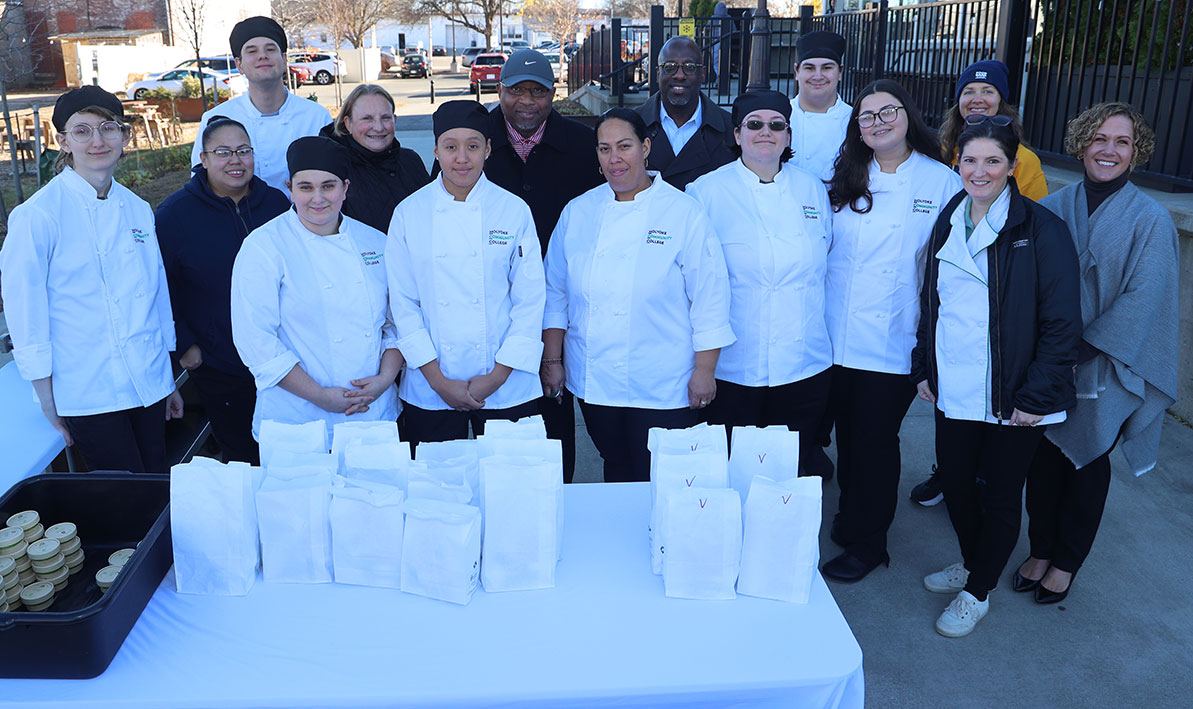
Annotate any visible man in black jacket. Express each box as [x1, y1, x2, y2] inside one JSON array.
[[486, 49, 603, 483], [635, 36, 735, 189]]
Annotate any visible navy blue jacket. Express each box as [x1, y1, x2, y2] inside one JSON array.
[[156, 167, 291, 376]]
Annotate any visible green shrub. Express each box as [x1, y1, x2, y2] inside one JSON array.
[[179, 76, 231, 101]]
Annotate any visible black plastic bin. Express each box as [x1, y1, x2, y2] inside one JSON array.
[[0, 472, 172, 679]]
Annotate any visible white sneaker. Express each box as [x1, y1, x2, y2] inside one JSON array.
[[935, 590, 989, 637], [923, 562, 969, 593]]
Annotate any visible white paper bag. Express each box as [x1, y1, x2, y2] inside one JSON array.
[[481, 415, 547, 439], [662, 488, 742, 600], [330, 478, 405, 588], [737, 476, 822, 604], [407, 460, 474, 505], [258, 419, 328, 468], [480, 456, 561, 591], [400, 498, 482, 605], [342, 440, 412, 490], [171, 457, 261, 595], [650, 449, 729, 574], [477, 437, 564, 558], [728, 426, 800, 505], [256, 468, 334, 584], [647, 423, 728, 507], [415, 439, 480, 505], [331, 420, 401, 463]]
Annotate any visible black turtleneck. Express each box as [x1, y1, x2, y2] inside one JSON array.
[[1083, 168, 1130, 216]]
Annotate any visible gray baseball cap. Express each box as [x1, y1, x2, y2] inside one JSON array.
[[501, 49, 555, 88]]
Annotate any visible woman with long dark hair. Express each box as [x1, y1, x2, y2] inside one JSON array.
[[819, 79, 962, 583]]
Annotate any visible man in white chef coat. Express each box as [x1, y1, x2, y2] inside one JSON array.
[[788, 31, 852, 182], [190, 16, 330, 193]]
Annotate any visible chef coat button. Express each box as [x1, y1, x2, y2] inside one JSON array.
[[892, 223, 901, 228], [365, 332, 373, 338], [125, 247, 134, 253], [334, 337, 343, 343], [472, 298, 479, 304], [389, 172, 396, 177], [446, 345, 453, 351], [136, 291, 144, 298], [323, 283, 333, 289], [474, 344, 481, 350], [523, 184, 533, 192], [864, 218, 871, 224], [439, 300, 448, 306], [471, 250, 477, 256]]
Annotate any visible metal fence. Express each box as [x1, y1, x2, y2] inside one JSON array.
[[1023, 0, 1193, 189], [566, 20, 651, 104]]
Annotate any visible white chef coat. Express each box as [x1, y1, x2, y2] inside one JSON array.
[[231, 209, 400, 438], [386, 174, 545, 411], [934, 187, 1065, 426], [788, 94, 852, 181], [544, 174, 735, 409], [661, 97, 703, 157], [687, 159, 833, 387], [0, 168, 175, 416], [191, 91, 331, 193], [826, 151, 963, 375]]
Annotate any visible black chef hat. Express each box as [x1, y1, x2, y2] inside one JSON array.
[[732, 90, 792, 126], [286, 136, 350, 180], [797, 31, 846, 65], [52, 85, 124, 132], [230, 16, 287, 58], [433, 100, 490, 141]]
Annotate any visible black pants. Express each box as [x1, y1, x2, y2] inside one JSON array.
[[935, 410, 1045, 600], [1026, 437, 1113, 574], [830, 367, 916, 565], [63, 398, 168, 473], [399, 399, 540, 446], [189, 365, 260, 465], [704, 370, 832, 477], [577, 399, 701, 483], [540, 390, 577, 484]]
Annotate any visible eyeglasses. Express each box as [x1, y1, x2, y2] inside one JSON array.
[[743, 119, 789, 132], [660, 61, 700, 76], [204, 147, 254, 159], [856, 106, 904, 128], [64, 121, 127, 141], [964, 113, 1013, 127], [502, 84, 553, 99]]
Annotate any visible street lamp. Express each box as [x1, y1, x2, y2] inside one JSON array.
[[746, 0, 772, 92]]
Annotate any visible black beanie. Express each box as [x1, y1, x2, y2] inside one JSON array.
[[52, 85, 124, 132], [230, 16, 287, 58], [732, 90, 792, 126], [287, 136, 350, 180], [432, 100, 490, 141], [797, 31, 846, 64]]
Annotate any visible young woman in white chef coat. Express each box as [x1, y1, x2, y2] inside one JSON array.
[[231, 136, 402, 438], [819, 80, 962, 584], [910, 118, 1080, 637], [386, 100, 545, 444], [542, 107, 734, 483], [686, 90, 833, 473], [0, 86, 183, 472]]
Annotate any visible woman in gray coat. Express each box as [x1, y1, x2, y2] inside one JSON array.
[[1016, 103, 1180, 604]]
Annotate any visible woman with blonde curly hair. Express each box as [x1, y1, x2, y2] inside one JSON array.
[[1014, 102, 1179, 605]]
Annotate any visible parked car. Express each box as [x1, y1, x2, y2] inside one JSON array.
[[432, 45, 447, 56], [399, 54, 429, 79], [381, 49, 399, 72], [469, 53, 507, 91], [176, 57, 238, 74], [287, 65, 312, 87], [127, 68, 245, 99], [501, 40, 530, 53], [286, 51, 346, 85], [461, 47, 490, 68]]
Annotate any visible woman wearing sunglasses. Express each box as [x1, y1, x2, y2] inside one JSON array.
[[686, 90, 832, 474], [818, 80, 962, 583], [155, 117, 291, 464], [910, 116, 1081, 637], [0, 86, 183, 472]]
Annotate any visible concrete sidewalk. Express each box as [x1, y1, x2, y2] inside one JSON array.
[[568, 400, 1193, 707]]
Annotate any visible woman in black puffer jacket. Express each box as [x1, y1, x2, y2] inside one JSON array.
[[319, 84, 430, 232]]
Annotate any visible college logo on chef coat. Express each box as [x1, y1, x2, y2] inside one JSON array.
[[131, 228, 147, 244], [801, 205, 821, 221], [487, 228, 513, 246], [646, 228, 671, 245], [361, 250, 381, 266], [912, 198, 939, 215]]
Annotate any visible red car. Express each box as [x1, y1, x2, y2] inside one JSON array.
[[287, 64, 312, 88], [468, 53, 507, 91]]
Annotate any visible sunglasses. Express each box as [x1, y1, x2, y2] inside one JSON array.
[[742, 119, 789, 132], [660, 61, 700, 76], [964, 114, 1013, 127]]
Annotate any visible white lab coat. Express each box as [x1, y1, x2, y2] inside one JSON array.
[[788, 94, 852, 181], [231, 209, 400, 437], [191, 92, 331, 193], [0, 168, 175, 416], [934, 188, 1065, 426], [687, 159, 833, 387], [544, 175, 735, 409], [386, 174, 545, 411], [826, 152, 963, 375]]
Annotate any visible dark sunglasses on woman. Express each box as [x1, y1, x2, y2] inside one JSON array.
[[964, 114, 1013, 127], [742, 119, 789, 132]]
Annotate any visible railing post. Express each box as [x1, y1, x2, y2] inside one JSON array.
[[650, 5, 664, 97], [747, 0, 773, 91], [872, 0, 888, 81], [799, 4, 814, 35], [739, 10, 753, 97], [718, 8, 733, 96], [996, 0, 1029, 100], [611, 18, 623, 106]]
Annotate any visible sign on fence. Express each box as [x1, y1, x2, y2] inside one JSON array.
[[678, 18, 695, 38]]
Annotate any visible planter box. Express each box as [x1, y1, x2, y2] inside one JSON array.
[[144, 95, 230, 122]]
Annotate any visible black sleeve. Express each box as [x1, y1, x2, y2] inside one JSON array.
[[910, 217, 946, 388]]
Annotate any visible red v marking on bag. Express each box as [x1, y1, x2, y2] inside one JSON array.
[[782, 494, 792, 504], [758, 453, 767, 464], [685, 476, 695, 487], [699, 498, 707, 508], [690, 443, 699, 451]]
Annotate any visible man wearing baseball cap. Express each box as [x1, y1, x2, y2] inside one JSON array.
[[189, 16, 330, 192], [487, 48, 603, 484], [788, 30, 852, 182]]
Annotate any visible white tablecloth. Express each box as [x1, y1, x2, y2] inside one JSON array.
[[0, 482, 864, 707], [0, 361, 64, 487]]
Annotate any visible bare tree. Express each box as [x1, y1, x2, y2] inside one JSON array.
[[172, 0, 213, 110], [522, 0, 579, 48], [399, 0, 509, 49], [276, 0, 400, 49]]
